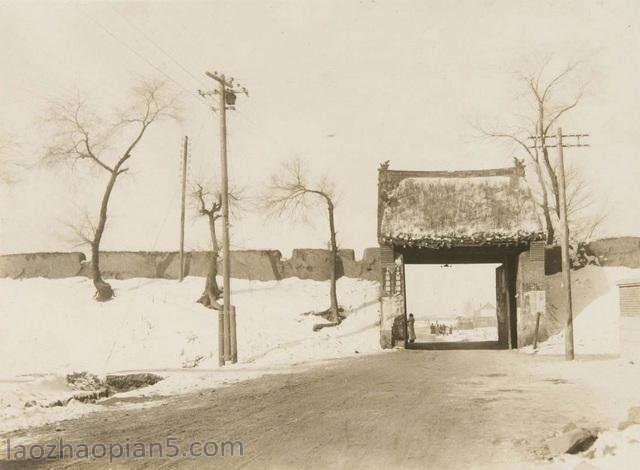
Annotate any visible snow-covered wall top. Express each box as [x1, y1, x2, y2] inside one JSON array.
[[377, 165, 544, 248]]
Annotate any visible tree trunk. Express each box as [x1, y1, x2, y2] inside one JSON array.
[[533, 113, 557, 245], [544, 210, 555, 245], [198, 213, 222, 309], [92, 171, 119, 301], [538, 106, 561, 219], [327, 200, 339, 323], [542, 145, 561, 218], [533, 160, 556, 245]]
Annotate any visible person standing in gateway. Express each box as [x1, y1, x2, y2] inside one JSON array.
[[407, 313, 416, 344]]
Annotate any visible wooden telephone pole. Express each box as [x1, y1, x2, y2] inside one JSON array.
[[529, 129, 589, 361], [199, 72, 248, 366], [179, 136, 188, 282]]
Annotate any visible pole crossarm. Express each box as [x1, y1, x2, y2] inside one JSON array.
[[528, 144, 590, 148], [204, 71, 249, 96], [199, 72, 249, 114], [529, 133, 589, 139], [527, 133, 590, 149]]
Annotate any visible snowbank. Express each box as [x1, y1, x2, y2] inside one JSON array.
[[0, 276, 382, 432], [524, 266, 640, 357], [552, 423, 640, 469]]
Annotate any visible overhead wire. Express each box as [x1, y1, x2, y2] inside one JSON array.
[[4, 26, 126, 104], [74, 4, 294, 253], [76, 4, 207, 110], [100, 3, 291, 168], [108, 3, 210, 90]]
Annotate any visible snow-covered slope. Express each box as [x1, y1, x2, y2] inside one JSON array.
[[0, 276, 382, 432], [526, 266, 640, 357]]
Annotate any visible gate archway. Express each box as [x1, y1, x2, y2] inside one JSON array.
[[377, 162, 546, 350]]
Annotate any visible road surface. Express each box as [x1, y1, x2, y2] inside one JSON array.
[[1, 350, 604, 469]]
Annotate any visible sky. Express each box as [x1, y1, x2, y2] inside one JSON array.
[[1, 0, 639, 257]]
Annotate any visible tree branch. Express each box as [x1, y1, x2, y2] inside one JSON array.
[[541, 61, 580, 102], [544, 93, 583, 134]]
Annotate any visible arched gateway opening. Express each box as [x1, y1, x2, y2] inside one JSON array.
[[377, 162, 547, 350], [404, 263, 504, 348]]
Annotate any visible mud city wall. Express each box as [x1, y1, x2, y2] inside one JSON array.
[[3, 237, 635, 283], [0, 248, 381, 282], [3, 237, 639, 349]]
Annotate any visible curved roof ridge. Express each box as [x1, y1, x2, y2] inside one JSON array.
[[379, 166, 520, 179]]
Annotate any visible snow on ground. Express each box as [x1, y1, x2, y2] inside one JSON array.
[[523, 266, 640, 357], [414, 324, 498, 342], [0, 276, 382, 432], [524, 266, 640, 470], [551, 424, 640, 470]]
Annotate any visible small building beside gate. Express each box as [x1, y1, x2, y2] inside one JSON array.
[[618, 278, 640, 316], [377, 161, 547, 349]]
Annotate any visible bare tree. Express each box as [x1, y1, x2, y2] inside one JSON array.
[[192, 180, 244, 309], [563, 163, 609, 245], [264, 158, 342, 325], [478, 58, 597, 245], [194, 183, 223, 309], [43, 80, 180, 301]]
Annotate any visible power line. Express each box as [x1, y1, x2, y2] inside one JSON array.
[[108, 4, 208, 90], [232, 107, 292, 157], [76, 5, 206, 108], [91, 7, 289, 168], [4, 27, 126, 104]]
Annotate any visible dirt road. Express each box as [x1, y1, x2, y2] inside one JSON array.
[[1, 350, 606, 469]]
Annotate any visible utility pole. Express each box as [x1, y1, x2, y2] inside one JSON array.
[[179, 136, 188, 282], [556, 128, 574, 360], [199, 72, 248, 366], [529, 129, 589, 361]]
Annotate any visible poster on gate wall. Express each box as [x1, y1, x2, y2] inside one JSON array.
[[524, 291, 546, 315]]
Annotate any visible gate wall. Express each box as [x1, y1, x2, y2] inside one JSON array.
[[379, 246, 406, 348], [495, 265, 509, 347], [516, 241, 548, 347]]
